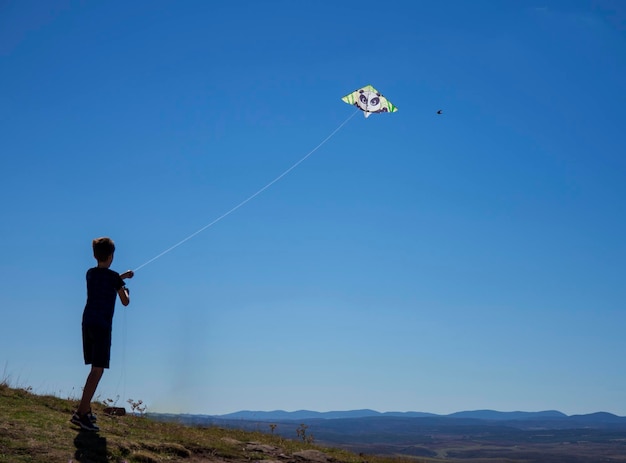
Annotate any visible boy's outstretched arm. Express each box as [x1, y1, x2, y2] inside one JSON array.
[[118, 270, 133, 305], [118, 286, 130, 306]]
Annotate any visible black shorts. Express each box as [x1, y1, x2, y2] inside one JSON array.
[[82, 324, 112, 369]]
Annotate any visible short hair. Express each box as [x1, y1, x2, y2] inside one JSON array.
[[92, 237, 115, 262]]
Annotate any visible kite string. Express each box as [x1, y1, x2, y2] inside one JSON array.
[[112, 306, 127, 407], [133, 109, 359, 272]]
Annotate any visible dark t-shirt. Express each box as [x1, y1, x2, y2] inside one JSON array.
[[82, 267, 125, 328]]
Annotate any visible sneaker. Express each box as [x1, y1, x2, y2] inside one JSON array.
[[70, 412, 100, 432], [71, 409, 97, 423]]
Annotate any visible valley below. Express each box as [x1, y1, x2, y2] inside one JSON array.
[[151, 411, 626, 463]]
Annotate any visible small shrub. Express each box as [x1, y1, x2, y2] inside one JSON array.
[[296, 423, 314, 444], [127, 398, 147, 416]]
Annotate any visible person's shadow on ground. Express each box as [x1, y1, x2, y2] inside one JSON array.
[[73, 430, 108, 462]]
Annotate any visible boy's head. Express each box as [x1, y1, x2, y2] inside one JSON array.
[[92, 237, 115, 263]]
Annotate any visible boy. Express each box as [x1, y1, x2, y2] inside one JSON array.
[[71, 237, 134, 431]]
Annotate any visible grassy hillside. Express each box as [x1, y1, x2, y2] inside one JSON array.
[[0, 382, 419, 463]]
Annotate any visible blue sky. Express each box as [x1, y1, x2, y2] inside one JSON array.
[[1, 0, 625, 416]]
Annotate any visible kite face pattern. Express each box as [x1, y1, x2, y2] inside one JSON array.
[[342, 85, 397, 118]]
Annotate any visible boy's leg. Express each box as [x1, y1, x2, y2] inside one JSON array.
[[77, 366, 104, 415], [78, 325, 111, 416]]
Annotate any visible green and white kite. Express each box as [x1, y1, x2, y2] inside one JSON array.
[[341, 84, 398, 118]]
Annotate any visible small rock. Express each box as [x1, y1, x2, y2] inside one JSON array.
[[220, 437, 242, 446], [293, 450, 333, 463], [246, 443, 278, 453]]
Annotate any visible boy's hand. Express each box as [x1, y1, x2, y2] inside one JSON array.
[[120, 270, 134, 279]]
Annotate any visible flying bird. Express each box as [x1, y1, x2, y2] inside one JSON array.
[[437, 110, 443, 115]]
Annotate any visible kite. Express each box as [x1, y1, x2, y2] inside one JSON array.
[[341, 84, 398, 118]]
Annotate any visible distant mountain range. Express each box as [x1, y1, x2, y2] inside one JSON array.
[[150, 408, 626, 431], [215, 409, 438, 420], [210, 408, 625, 423]]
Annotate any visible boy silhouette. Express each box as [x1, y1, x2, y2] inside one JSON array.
[[71, 237, 134, 431]]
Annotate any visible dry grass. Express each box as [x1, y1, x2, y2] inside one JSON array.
[[0, 383, 426, 463]]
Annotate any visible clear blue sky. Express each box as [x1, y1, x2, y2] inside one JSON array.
[[1, 0, 625, 416]]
